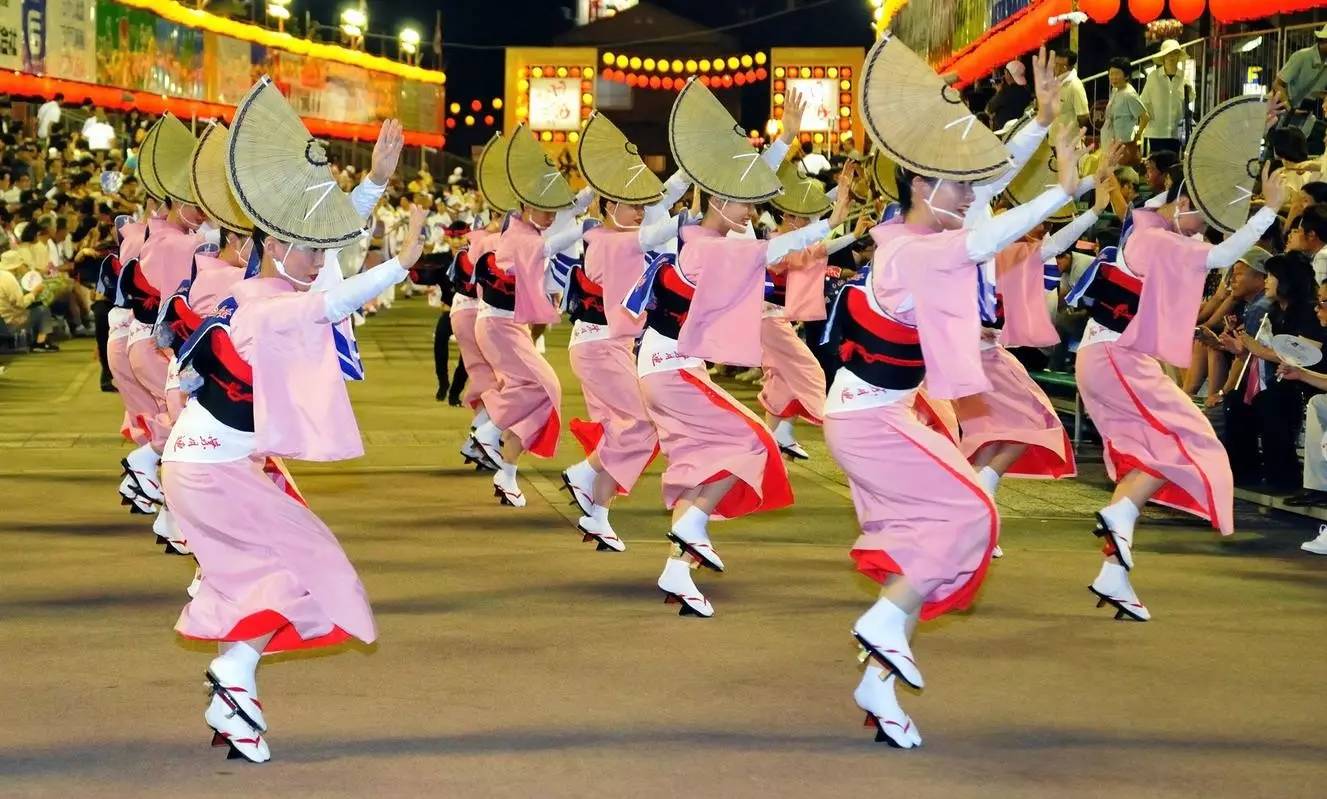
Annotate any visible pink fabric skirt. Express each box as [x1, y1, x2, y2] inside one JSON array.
[[915, 386, 960, 444], [568, 335, 659, 493], [1076, 342, 1233, 533], [758, 316, 825, 424], [126, 339, 171, 451], [452, 306, 497, 411], [476, 315, 561, 458], [640, 366, 792, 520], [825, 398, 998, 621], [168, 456, 375, 654], [953, 346, 1076, 478], [108, 336, 149, 445]]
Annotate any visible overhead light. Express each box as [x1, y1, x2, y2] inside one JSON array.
[[341, 23, 363, 38], [340, 8, 368, 29], [1238, 36, 1263, 54], [399, 28, 421, 46], [267, 5, 290, 19]]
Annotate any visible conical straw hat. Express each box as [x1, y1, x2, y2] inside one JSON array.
[[476, 132, 520, 214], [1182, 95, 1266, 234], [870, 150, 900, 202], [136, 119, 167, 201], [151, 113, 199, 205], [224, 76, 362, 247], [770, 159, 831, 217], [506, 123, 575, 212], [191, 122, 254, 234], [577, 111, 664, 205], [1000, 120, 1074, 224], [859, 35, 1008, 182], [669, 77, 781, 203]]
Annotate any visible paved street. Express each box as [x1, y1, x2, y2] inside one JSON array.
[[2, 301, 1324, 798]]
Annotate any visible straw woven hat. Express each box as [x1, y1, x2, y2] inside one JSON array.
[[190, 122, 254, 235], [151, 113, 199, 205], [668, 77, 781, 203], [1000, 120, 1074, 223], [869, 150, 900, 202], [224, 76, 363, 247], [1182, 95, 1266, 234], [476, 133, 520, 214], [505, 124, 575, 212], [859, 35, 1008, 182], [577, 111, 664, 205], [770, 160, 831, 217], [136, 120, 167, 201]]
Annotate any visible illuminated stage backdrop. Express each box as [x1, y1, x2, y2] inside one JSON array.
[[770, 47, 864, 155], [504, 47, 597, 186]]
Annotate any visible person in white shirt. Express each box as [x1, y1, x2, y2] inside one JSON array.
[[1053, 51, 1090, 135], [36, 94, 63, 141], [83, 111, 115, 151], [1138, 39, 1191, 155]]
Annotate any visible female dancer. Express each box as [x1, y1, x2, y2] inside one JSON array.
[[560, 111, 690, 551], [450, 222, 502, 471], [759, 160, 866, 459], [108, 210, 156, 512], [628, 79, 850, 618], [827, 38, 1080, 748], [1076, 113, 1286, 621], [471, 126, 588, 506], [162, 77, 416, 763]]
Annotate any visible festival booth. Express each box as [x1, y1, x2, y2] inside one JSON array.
[[0, 0, 445, 146]]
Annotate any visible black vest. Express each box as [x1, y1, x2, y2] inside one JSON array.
[[832, 286, 926, 391], [475, 251, 516, 311], [565, 264, 607, 325], [183, 324, 255, 432], [1084, 263, 1142, 334], [643, 260, 693, 339]]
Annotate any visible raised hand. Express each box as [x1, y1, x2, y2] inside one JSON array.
[[1265, 96, 1287, 131], [398, 204, 428, 269], [369, 119, 405, 186], [829, 162, 857, 228], [1261, 161, 1289, 211], [1053, 123, 1081, 195], [783, 87, 808, 143], [1032, 47, 1061, 127]]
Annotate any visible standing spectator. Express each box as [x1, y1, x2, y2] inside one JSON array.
[[987, 60, 1033, 131], [36, 94, 64, 142], [1139, 40, 1191, 155], [1286, 204, 1327, 282], [82, 111, 115, 153], [1102, 57, 1146, 150], [1053, 51, 1091, 135], [1274, 25, 1327, 111]]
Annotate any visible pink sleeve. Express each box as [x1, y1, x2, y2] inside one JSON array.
[[995, 240, 1059, 349], [880, 230, 991, 399], [587, 228, 649, 337], [1117, 228, 1210, 367], [499, 229, 560, 325], [676, 236, 768, 366], [782, 245, 829, 322]]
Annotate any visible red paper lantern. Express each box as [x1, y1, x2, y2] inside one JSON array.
[[445, 117, 456, 129], [649, 75, 662, 89], [721, 74, 733, 88], [734, 72, 747, 86], [626, 73, 638, 87], [470, 99, 482, 112], [483, 115, 494, 126], [601, 68, 612, 79], [1127, 0, 1164, 22], [1208, 0, 1245, 21], [756, 68, 768, 81], [745, 70, 757, 82], [662, 76, 675, 90], [1080, 0, 1121, 22], [699, 75, 711, 87], [1169, 0, 1204, 22]]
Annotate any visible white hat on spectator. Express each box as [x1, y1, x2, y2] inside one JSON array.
[[1315, 24, 1327, 40], [1238, 246, 1271, 274], [1155, 39, 1185, 59]]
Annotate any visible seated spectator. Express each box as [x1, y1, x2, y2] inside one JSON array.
[[0, 250, 57, 351], [1280, 280, 1327, 512], [1286, 203, 1327, 282], [1191, 247, 1271, 401]]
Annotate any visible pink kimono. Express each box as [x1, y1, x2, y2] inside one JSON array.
[[109, 220, 151, 444], [1075, 214, 1232, 533], [476, 216, 562, 457], [451, 229, 499, 411], [823, 224, 998, 621], [953, 240, 1076, 478], [567, 227, 659, 493], [638, 225, 792, 519], [759, 245, 828, 424], [169, 278, 375, 654], [127, 219, 202, 451]]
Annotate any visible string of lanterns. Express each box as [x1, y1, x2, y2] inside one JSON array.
[[445, 97, 503, 130], [599, 50, 769, 90], [1079, 0, 1312, 23]]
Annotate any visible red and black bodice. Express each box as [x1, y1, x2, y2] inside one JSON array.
[[643, 260, 694, 339], [826, 285, 926, 391], [118, 257, 162, 325], [765, 268, 788, 308], [178, 302, 254, 431], [564, 262, 607, 325], [475, 251, 516, 311], [449, 249, 479, 299], [1082, 263, 1142, 334]]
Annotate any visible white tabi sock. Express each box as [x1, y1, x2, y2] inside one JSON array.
[[774, 418, 796, 446], [472, 408, 491, 431], [219, 640, 262, 677], [976, 466, 1000, 497], [1099, 497, 1140, 541], [500, 463, 518, 482], [590, 503, 610, 525], [674, 505, 710, 538], [569, 458, 599, 482]]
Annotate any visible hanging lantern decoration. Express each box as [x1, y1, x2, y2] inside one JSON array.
[[1127, 0, 1165, 22], [1168, 0, 1204, 23], [1080, 0, 1121, 22]]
